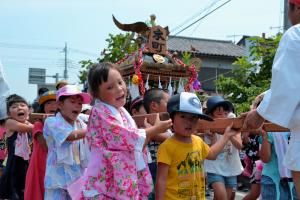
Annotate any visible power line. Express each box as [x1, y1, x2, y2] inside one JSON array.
[[0, 42, 99, 57], [174, 0, 232, 36], [0, 55, 61, 61], [171, 0, 220, 33], [200, 69, 232, 83], [0, 42, 61, 50], [69, 48, 99, 57]]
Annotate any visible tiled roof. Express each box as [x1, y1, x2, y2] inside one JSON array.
[[167, 35, 245, 58]]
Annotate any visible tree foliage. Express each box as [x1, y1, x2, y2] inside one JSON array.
[[215, 34, 282, 114], [78, 33, 138, 83]]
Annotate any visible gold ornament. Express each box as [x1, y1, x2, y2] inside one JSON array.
[[132, 75, 140, 84]]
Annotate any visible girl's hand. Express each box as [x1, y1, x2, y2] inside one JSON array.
[[223, 123, 240, 139], [25, 121, 34, 130], [143, 118, 152, 128]]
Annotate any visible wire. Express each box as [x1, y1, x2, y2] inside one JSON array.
[[69, 48, 99, 57], [174, 0, 232, 36], [0, 55, 62, 61], [171, 0, 220, 33], [200, 70, 232, 83], [0, 42, 99, 57], [0, 42, 61, 50]]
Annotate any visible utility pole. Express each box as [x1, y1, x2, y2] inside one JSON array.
[[63, 42, 68, 80], [284, 0, 292, 31]]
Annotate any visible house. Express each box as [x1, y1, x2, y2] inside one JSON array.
[[168, 35, 246, 93]]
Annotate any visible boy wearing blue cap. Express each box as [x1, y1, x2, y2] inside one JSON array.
[[155, 92, 240, 200]]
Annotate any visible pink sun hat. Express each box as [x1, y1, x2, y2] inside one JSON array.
[[57, 85, 91, 104]]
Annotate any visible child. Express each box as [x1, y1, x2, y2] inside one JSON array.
[[24, 91, 57, 200], [257, 93, 298, 200], [81, 104, 92, 115], [0, 121, 6, 168], [0, 94, 33, 199], [204, 96, 243, 200], [143, 88, 171, 192], [130, 96, 147, 116], [242, 93, 264, 200], [43, 85, 91, 199], [79, 104, 92, 124], [260, 130, 298, 200], [155, 92, 240, 200], [69, 62, 172, 199]]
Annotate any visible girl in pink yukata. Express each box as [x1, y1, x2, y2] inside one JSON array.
[[68, 62, 172, 200]]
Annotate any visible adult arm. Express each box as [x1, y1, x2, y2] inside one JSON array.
[[257, 29, 300, 128]]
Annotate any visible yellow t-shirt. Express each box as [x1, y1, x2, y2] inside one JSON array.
[[157, 135, 210, 200]]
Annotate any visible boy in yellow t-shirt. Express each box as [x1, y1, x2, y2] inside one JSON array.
[[156, 92, 240, 200]]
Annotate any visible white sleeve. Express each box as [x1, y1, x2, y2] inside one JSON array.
[[134, 129, 146, 171], [134, 129, 146, 152], [257, 27, 300, 128]]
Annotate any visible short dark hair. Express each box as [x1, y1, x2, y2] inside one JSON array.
[[6, 94, 28, 114], [143, 88, 167, 113], [88, 62, 120, 98], [38, 87, 49, 96]]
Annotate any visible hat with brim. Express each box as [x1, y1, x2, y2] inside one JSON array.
[[55, 80, 68, 90], [82, 104, 92, 112], [167, 92, 213, 121], [130, 96, 143, 113], [205, 96, 234, 115], [38, 91, 56, 105], [57, 85, 91, 104]]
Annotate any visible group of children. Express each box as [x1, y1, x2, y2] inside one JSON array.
[[0, 62, 298, 200]]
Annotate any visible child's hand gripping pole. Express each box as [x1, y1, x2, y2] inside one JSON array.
[[132, 113, 172, 150]]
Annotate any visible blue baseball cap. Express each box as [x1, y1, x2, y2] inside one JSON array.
[[205, 96, 234, 115]]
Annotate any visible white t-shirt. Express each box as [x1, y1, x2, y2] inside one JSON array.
[[204, 134, 243, 176]]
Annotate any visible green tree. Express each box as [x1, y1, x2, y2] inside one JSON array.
[[215, 34, 282, 114], [78, 33, 138, 83]]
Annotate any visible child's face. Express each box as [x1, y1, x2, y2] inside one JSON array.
[[58, 95, 83, 124], [8, 102, 29, 123], [132, 105, 147, 116], [212, 106, 229, 118], [44, 100, 57, 114], [98, 69, 127, 109], [173, 112, 199, 137]]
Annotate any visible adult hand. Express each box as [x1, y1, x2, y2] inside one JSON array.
[[241, 109, 265, 130]]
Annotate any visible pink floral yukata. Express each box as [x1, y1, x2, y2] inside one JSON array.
[[78, 100, 152, 199]]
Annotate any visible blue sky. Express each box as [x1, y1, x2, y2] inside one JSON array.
[[0, 0, 282, 102]]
